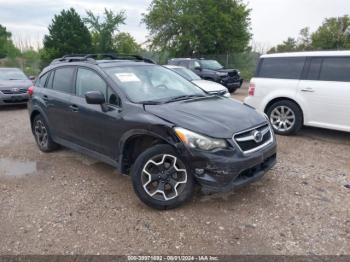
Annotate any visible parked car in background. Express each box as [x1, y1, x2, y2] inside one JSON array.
[[168, 58, 243, 93], [28, 53, 276, 210], [0, 68, 32, 105], [164, 65, 230, 97], [244, 51, 350, 135]]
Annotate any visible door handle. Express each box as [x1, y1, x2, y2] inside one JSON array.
[[301, 87, 315, 93], [69, 104, 79, 112]]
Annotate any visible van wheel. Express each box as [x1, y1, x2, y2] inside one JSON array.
[[131, 144, 194, 210], [33, 115, 59, 152], [267, 100, 303, 135]]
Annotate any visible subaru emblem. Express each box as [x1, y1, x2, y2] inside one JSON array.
[[252, 130, 263, 143]]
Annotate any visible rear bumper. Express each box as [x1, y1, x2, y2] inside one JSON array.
[[0, 92, 29, 105], [177, 135, 277, 193]]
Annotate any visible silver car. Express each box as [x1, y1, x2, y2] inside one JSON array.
[[164, 65, 231, 97], [0, 68, 32, 105]]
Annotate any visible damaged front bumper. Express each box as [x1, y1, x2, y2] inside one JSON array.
[[177, 138, 277, 193]]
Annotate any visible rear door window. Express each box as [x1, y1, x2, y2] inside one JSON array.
[[319, 57, 350, 82], [258, 57, 306, 79], [52, 67, 75, 94]]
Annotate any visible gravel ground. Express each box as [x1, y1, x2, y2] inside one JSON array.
[[0, 88, 349, 255]]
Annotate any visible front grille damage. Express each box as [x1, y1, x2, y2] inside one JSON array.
[[233, 124, 273, 154]]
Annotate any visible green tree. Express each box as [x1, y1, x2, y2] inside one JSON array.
[[268, 37, 297, 53], [114, 32, 140, 53], [297, 27, 312, 51], [84, 9, 126, 53], [42, 8, 92, 61], [312, 15, 350, 50], [21, 49, 41, 75], [0, 25, 19, 59], [269, 16, 350, 53], [143, 0, 251, 56]]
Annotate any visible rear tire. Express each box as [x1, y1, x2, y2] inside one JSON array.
[[267, 100, 303, 135], [131, 144, 194, 210], [33, 114, 59, 152]]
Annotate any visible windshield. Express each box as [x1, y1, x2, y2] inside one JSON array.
[[0, 68, 28, 80], [106, 65, 205, 103], [199, 60, 224, 70], [171, 67, 201, 81]]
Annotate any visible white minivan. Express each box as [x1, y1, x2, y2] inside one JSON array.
[[244, 51, 350, 135]]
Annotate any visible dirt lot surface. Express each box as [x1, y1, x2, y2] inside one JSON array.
[[0, 87, 349, 255]]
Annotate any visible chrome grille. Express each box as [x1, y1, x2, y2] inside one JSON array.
[[233, 123, 273, 154]]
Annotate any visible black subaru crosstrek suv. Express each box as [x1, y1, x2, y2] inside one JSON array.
[[28, 54, 276, 210], [168, 58, 243, 93]]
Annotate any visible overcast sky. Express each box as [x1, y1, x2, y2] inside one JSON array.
[[0, 0, 349, 49]]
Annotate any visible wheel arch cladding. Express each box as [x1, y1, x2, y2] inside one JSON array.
[[119, 131, 178, 175], [30, 110, 42, 133]]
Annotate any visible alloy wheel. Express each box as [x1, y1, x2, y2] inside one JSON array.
[[34, 120, 48, 148], [141, 154, 187, 201], [270, 105, 296, 132]]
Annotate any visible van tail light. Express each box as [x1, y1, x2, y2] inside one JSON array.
[[248, 82, 255, 96], [27, 86, 34, 97]]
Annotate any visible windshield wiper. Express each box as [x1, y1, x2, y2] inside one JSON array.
[[141, 100, 164, 105], [163, 94, 207, 103]]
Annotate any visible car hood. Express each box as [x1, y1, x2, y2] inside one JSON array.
[[0, 80, 32, 90], [192, 79, 227, 93], [145, 96, 266, 138]]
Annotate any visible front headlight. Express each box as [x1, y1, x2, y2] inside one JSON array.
[[174, 127, 227, 151]]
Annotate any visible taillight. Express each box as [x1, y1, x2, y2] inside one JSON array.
[[248, 82, 255, 96], [27, 86, 34, 97]]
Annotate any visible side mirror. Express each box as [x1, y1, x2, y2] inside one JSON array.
[[29, 76, 36, 81], [85, 91, 106, 105], [194, 66, 202, 71]]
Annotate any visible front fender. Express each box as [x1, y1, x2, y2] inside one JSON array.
[[117, 126, 179, 173]]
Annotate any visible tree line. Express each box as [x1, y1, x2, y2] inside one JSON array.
[[1, 1, 349, 77], [40, 8, 141, 62], [268, 15, 350, 53], [1, 1, 252, 63]]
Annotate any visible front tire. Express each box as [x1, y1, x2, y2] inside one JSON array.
[[33, 114, 59, 152], [131, 144, 194, 210], [267, 100, 303, 135]]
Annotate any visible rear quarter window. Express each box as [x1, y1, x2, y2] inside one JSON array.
[[36, 72, 49, 87], [257, 57, 306, 80], [52, 67, 75, 94], [319, 57, 350, 82]]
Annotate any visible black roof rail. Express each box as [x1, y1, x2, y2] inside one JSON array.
[[83, 53, 118, 60], [50, 53, 156, 65], [62, 54, 88, 58], [87, 53, 156, 64], [50, 55, 95, 65], [81, 53, 156, 64]]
